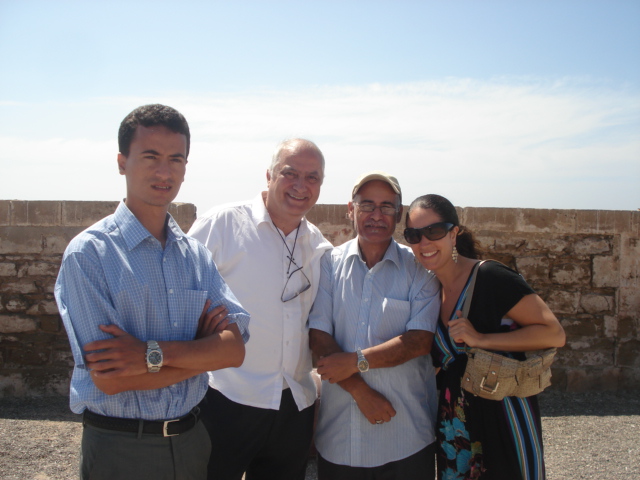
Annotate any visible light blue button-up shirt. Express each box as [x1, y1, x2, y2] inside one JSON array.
[[55, 202, 250, 421], [309, 238, 440, 467]]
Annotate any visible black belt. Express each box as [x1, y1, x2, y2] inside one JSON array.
[[83, 406, 201, 437]]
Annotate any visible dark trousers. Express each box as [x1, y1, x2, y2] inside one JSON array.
[[317, 442, 436, 480], [80, 420, 211, 480], [200, 387, 315, 480]]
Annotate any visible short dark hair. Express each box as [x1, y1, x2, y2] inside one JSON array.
[[118, 104, 190, 157], [406, 194, 480, 259]]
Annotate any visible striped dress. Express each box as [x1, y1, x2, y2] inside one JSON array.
[[432, 261, 546, 480]]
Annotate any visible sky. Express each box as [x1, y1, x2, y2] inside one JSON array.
[[1, 0, 639, 213]]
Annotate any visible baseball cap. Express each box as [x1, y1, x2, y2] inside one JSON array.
[[351, 171, 402, 200]]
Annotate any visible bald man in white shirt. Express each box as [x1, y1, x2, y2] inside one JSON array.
[[188, 138, 332, 480]]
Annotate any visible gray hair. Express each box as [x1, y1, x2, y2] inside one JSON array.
[[269, 138, 325, 175]]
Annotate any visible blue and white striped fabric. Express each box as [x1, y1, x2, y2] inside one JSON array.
[[55, 202, 250, 421], [308, 238, 440, 468]]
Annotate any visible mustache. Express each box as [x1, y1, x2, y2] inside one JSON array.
[[364, 222, 388, 228]]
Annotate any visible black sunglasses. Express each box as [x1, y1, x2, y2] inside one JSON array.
[[403, 222, 455, 244]]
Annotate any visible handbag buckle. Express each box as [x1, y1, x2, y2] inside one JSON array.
[[480, 376, 500, 395]]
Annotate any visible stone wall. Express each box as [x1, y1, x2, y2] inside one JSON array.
[[1, 200, 638, 396]]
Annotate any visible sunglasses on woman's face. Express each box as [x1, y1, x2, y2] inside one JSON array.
[[403, 222, 455, 244]]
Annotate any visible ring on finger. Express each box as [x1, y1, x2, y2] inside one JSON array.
[[375, 420, 383, 424]]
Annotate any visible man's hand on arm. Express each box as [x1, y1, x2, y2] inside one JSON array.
[[316, 352, 358, 384], [309, 328, 396, 424]]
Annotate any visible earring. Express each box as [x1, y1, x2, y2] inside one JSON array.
[[452, 246, 458, 264]]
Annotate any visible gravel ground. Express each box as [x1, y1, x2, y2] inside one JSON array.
[[0, 391, 638, 480]]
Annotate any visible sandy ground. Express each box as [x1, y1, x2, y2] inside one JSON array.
[[0, 391, 638, 480]]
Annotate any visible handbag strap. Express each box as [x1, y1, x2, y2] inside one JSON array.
[[460, 260, 486, 319]]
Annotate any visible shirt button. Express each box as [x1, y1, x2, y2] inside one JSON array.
[[173, 322, 178, 327], [169, 289, 174, 294]]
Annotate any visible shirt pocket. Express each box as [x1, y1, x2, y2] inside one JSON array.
[[172, 289, 209, 339], [371, 297, 411, 342]]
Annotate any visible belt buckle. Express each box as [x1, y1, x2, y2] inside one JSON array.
[[163, 418, 180, 437]]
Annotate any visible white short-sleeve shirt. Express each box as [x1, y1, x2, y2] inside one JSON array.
[[188, 193, 332, 410]]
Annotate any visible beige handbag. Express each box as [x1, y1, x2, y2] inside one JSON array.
[[459, 261, 556, 400]]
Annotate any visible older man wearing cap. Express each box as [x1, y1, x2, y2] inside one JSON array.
[[309, 171, 440, 480]]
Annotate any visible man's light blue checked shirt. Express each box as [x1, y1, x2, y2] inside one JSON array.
[[55, 202, 250, 421], [309, 238, 440, 468]]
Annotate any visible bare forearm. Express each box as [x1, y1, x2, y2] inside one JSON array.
[[474, 323, 565, 351], [309, 328, 344, 364], [362, 330, 433, 369], [93, 366, 203, 395], [162, 324, 245, 371]]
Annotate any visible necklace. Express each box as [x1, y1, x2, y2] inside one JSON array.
[[272, 221, 301, 274]]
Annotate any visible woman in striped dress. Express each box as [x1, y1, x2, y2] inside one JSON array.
[[404, 194, 565, 480]]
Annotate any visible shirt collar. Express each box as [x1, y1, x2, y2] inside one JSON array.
[[346, 237, 403, 270], [113, 201, 184, 251], [253, 192, 311, 237]]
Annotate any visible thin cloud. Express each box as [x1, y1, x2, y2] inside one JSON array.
[[1, 78, 638, 211]]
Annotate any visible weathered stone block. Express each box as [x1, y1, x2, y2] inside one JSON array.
[[620, 233, 640, 287], [617, 339, 640, 368], [26, 262, 60, 277], [5, 299, 29, 313], [316, 222, 354, 247], [0, 201, 11, 226], [550, 262, 591, 285], [457, 207, 518, 231], [617, 316, 638, 338], [494, 236, 527, 252], [515, 256, 551, 284], [11, 201, 62, 226], [52, 349, 74, 367], [561, 339, 615, 367], [39, 316, 61, 332], [0, 374, 28, 396], [0, 279, 38, 294], [6, 343, 52, 367], [169, 203, 197, 233], [546, 290, 580, 314], [0, 227, 45, 254], [566, 368, 620, 392], [525, 236, 569, 254], [575, 210, 640, 235], [592, 255, 619, 288], [0, 315, 37, 333], [474, 235, 495, 252], [619, 368, 640, 392], [0, 263, 17, 276], [40, 278, 57, 294], [26, 301, 60, 316], [559, 317, 597, 337], [618, 286, 640, 318], [580, 294, 614, 314], [60, 200, 119, 227], [518, 209, 576, 233], [604, 315, 618, 338], [573, 236, 612, 255]]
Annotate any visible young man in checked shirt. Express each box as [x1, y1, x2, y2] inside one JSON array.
[[55, 104, 250, 480]]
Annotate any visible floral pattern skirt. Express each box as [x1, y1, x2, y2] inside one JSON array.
[[436, 363, 546, 480]]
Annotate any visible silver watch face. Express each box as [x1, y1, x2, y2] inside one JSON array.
[[148, 351, 162, 366], [358, 360, 369, 372]]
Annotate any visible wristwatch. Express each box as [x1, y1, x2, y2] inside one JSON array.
[[146, 340, 163, 373], [356, 348, 369, 373]]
